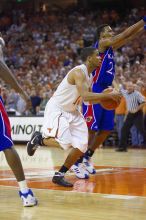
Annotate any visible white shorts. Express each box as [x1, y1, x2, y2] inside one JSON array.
[[42, 100, 88, 153]]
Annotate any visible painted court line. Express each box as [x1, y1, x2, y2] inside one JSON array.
[[0, 185, 146, 200]]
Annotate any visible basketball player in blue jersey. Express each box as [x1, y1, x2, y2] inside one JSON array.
[[0, 34, 37, 206], [71, 17, 146, 178]]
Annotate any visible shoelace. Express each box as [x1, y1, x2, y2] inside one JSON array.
[[54, 172, 65, 177], [84, 159, 93, 168], [74, 167, 80, 173], [84, 161, 90, 167]]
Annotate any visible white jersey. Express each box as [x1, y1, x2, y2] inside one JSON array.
[[51, 64, 91, 112]]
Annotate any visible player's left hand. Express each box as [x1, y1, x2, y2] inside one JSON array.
[[103, 87, 113, 93], [109, 90, 122, 103]]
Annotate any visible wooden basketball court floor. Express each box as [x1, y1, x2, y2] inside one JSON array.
[[0, 145, 146, 220]]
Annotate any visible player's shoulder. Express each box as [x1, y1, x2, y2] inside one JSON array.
[[70, 64, 86, 79], [74, 64, 87, 73]]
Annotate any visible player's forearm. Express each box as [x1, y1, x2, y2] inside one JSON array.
[[113, 20, 144, 44], [114, 27, 144, 49], [82, 91, 111, 103], [0, 60, 23, 94]]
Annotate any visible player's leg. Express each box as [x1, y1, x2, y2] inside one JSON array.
[[48, 111, 89, 184], [88, 129, 111, 151], [27, 118, 74, 186], [27, 111, 87, 186], [82, 108, 114, 174], [27, 101, 61, 156], [80, 129, 110, 174], [0, 98, 37, 206], [70, 113, 89, 179], [3, 147, 37, 206], [52, 147, 84, 186], [4, 147, 25, 181], [43, 137, 85, 175], [72, 104, 103, 176], [27, 132, 62, 156]]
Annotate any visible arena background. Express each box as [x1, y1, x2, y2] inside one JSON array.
[[0, 0, 145, 10], [0, 0, 145, 146]]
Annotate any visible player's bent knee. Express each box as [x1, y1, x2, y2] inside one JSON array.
[[59, 142, 72, 150], [74, 144, 88, 154]]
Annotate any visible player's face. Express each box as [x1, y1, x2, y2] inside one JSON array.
[[102, 26, 114, 38], [90, 50, 102, 67]]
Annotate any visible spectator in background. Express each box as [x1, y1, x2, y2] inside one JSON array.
[[0, 7, 145, 120], [30, 89, 42, 115], [116, 81, 146, 152], [6, 88, 19, 111], [130, 80, 146, 147], [115, 96, 127, 144], [16, 96, 26, 115]]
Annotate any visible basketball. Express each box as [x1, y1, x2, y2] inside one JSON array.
[[100, 88, 121, 110]]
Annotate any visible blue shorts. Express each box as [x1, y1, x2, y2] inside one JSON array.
[[83, 103, 115, 131], [0, 96, 13, 151]]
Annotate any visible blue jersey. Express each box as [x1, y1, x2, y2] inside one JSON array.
[[0, 96, 13, 151], [92, 42, 115, 92], [83, 42, 115, 131]]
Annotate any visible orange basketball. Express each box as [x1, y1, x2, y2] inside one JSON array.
[[100, 100, 119, 110], [100, 88, 120, 110]]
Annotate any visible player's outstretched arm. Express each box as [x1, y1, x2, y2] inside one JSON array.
[[101, 18, 145, 50], [73, 69, 121, 103], [0, 60, 29, 102], [113, 26, 144, 49]]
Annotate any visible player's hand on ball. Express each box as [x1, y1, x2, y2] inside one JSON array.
[[102, 87, 113, 93], [103, 88, 121, 103], [100, 88, 122, 110], [109, 91, 122, 103]]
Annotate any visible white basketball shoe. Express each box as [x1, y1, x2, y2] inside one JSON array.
[[83, 157, 96, 174], [71, 163, 89, 179]]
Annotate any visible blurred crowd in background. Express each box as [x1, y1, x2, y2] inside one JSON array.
[[0, 6, 146, 147]]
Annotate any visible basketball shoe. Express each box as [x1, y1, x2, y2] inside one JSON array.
[[19, 189, 38, 207], [52, 172, 73, 187], [83, 157, 96, 174], [27, 131, 42, 156], [71, 163, 89, 179]]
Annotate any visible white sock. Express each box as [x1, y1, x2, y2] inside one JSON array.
[[18, 180, 29, 193]]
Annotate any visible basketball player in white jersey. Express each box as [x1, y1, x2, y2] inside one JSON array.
[[27, 47, 121, 187]]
